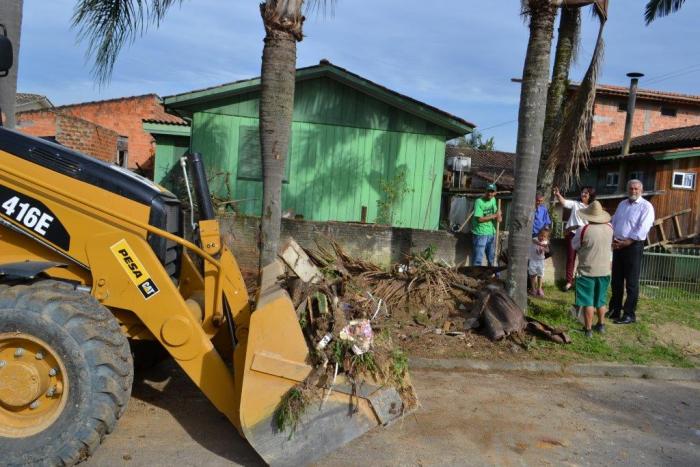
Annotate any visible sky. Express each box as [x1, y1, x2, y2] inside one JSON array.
[[16, 0, 700, 151]]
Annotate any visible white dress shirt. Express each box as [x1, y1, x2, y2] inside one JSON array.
[[562, 199, 588, 230], [611, 197, 655, 241]]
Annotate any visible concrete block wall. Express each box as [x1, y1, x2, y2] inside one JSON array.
[[219, 215, 567, 284]]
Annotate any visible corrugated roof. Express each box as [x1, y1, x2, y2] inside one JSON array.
[[591, 124, 700, 157], [445, 146, 515, 171], [445, 146, 516, 189]]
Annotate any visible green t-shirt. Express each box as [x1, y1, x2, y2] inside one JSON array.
[[471, 197, 498, 236]]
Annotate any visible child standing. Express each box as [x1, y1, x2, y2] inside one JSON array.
[[528, 228, 550, 297]]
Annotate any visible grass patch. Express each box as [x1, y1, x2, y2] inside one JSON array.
[[274, 386, 311, 436], [390, 349, 409, 387], [523, 285, 697, 368]]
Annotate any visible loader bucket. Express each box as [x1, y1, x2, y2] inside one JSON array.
[[237, 261, 405, 466]]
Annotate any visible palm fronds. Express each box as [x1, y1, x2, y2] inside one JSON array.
[[72, 0, 182, 84], [547, 19, 605, 190], [645, 0, 686, 25]]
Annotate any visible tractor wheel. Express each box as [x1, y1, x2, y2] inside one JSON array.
[[0, 281, 133, 466]]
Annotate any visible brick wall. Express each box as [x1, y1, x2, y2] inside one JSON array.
[[59, 94, 182, 169], [219, 215, 567, 284], [56, 113, 119, 162], [15, 110, 57, 138], [16, 110, 119, 162], [17, 94, 183, 171], [591, 96, 700, 147]]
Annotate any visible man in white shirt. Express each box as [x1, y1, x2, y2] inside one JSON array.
[[608, 179, 655, 324]]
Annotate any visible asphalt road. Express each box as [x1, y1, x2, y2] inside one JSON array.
[[85, 362, 700, 467]]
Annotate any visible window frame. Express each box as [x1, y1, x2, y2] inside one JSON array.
[[236, 124, 292, 183], [628, 171, 644, 183], [660, 106, 678, 117], [671, 171, 696, 190], [605, 171, 620, 187]]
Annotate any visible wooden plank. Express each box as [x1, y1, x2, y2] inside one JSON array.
[[673, 215, 684, 239], [653, 208, 691, 225], [657, 223, 668, 244]]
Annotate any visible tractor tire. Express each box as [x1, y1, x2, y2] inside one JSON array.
[[0, 281, 133, 466]]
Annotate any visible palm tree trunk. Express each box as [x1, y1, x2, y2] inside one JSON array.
[[539, 6, 579, 201], [0, 0, 23, 129], [507, 0, 557, 309], [258, 0, 304, 270]]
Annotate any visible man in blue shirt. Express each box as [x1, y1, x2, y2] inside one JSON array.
[[532, 193, 552, 236]]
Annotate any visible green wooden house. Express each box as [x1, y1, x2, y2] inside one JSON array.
[[159, 60, 474, 229]]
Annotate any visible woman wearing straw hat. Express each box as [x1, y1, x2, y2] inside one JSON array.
[[571, 201, 613, 338]]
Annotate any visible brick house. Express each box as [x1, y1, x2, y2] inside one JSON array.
[[581, 124, 700, 244], [16, 94, 185, 172], [569, 83, 700, 147]]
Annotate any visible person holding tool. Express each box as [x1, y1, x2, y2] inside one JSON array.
[[471, 183, 501, 266]]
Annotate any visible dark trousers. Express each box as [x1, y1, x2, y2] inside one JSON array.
[[609, 241, 644, 318], [566, 231, 577, 284]]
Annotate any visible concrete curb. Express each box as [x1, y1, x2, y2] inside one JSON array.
[[408, 357, 700, 381]]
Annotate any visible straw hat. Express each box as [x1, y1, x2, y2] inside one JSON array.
[[578, 200, 611, 224]]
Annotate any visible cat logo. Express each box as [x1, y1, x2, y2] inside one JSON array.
[[110, 239, 160, 299]]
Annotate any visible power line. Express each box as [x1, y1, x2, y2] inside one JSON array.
[[645, 62, 700, 83], [645, 66, 700, 86], [479, 119, 518, 131]]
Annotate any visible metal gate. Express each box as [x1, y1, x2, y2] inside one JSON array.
[[640, 246, 700, 300]]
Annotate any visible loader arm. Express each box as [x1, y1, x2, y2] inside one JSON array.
[[0, 128, 406, 466]]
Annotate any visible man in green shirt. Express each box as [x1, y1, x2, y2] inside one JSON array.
[[471, 183, 501, 266]]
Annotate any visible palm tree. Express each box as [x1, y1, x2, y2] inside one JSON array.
[[645, 0, 686, 24], [73, 0, 326, 271], [538, 5, 580, 198], [539, 1, 606, 196], [0, 0, 23, 129], [258, 1, 304, 269], [506, 0, 558, 309]]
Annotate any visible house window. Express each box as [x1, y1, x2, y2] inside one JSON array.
[[628, 171, 644, 183], [661, 106, 677, 117], [606, 172, 619, 187], [672, 171, 696, 190], [237, 125, 291, 182], [117, 136, 129, 168], [617, 101, 627, 112]]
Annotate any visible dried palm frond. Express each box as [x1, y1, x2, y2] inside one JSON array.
[[547, 18, 605, 190]]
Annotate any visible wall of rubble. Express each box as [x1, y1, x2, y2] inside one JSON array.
[[218, 214, 566, 284]]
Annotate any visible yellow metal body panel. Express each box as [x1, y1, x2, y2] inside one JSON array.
[[0, 142, 392, 464], [0, 147, 246, 430]]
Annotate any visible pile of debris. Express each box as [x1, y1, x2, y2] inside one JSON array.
[[273, 238, 571, 431], [280, 239, 570, 352]]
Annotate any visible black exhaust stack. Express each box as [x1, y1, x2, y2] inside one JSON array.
[[186, 152, 216, 221]]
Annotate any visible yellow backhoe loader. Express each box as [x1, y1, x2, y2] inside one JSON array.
[[0, 34, 404, 466]]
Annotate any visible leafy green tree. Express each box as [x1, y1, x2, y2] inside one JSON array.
[[448, 131, 495, 150]]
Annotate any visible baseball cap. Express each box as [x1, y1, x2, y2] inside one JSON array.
[[486, 183, 497, 192]]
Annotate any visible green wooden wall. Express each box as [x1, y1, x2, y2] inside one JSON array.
[[153, 134, 191, 185], [160, 76, 453, 229]]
